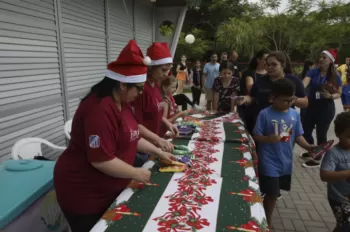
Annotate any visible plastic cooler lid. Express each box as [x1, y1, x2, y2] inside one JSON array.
[[0, 160, 55, 229]]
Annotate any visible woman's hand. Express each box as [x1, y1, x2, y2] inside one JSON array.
[[156, 139, 174, 152], [320, 90, 332, 99], [158, 151, 176, 163], [172, 124, 180, 136], [237, 96, 250, 105], [305, 144, 317, 151], [133, 168, 151, 183], [181, 110, 189, 117], [164, 120, 179, 137]]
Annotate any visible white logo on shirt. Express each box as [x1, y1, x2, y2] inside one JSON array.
[[89, 135, 100, 148], [130, 129, 140, 142]]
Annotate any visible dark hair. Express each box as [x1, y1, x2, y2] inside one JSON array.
[[326, 63, 338, 84], [81, 77, 134, 102], [271, 78, 296, 97], [219, 61, 234, 72], [301, 60, 314, 79], [221, 52, 227, 56], [334, 112, 350, 136], [267, 51, 294, 75], [248, 49, 268, 71], [181, 55, 186, 58]]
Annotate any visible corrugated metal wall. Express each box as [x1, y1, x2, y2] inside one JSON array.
[[0, 0, 155, 162], [0, 0, 65, 162], [60, 0, 107, 117], [135, 0, 153, 54]]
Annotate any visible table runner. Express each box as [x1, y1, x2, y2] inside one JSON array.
[[91, 113, 267, 232]]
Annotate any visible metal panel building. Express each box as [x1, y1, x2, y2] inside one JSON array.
[[0, 0, 187, 162]]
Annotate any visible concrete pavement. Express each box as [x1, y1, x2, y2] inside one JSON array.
[[183, 93, 343, 232]]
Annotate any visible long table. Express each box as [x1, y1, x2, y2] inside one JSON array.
[[91, 113, 268, 232]]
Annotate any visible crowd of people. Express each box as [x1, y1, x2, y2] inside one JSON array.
[[174, 49, 350, 231], [52, 38, 350, 232]]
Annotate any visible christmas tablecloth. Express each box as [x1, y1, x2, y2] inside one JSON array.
[[91, 113, 267, 232]]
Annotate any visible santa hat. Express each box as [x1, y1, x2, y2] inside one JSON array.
[[147, 42, 173, 66], [322, 49, 338, 63], [106, 40, 151, 83]]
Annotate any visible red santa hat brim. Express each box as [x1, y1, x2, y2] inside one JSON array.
[[105, 70, 146, 83], [322, 50, 336, 63]]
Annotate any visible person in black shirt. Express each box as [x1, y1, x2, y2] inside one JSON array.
[[229, 50, 241, 79], [190, 60, 203, 105], [238, 50, 268, 133], [221, 52, 228, 62], [239, 51, 308, 115]]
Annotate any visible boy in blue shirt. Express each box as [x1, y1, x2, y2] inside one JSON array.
[[253, 78, 315, 228], [320, 112, 350, 232]]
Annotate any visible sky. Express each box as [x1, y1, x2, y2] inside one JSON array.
[[248, 0, 350, 13]]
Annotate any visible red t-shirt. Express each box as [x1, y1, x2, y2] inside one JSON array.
[[159, 95, 178, 137], [133, 81, 164, 136], [54, 94, 140, 215]]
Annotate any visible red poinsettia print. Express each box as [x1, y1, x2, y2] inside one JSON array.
[[153, 114, 261, 231], [193, 194, 214, 205], [227, 220, 265, 232], [186, 216, 210, 230], [241, 220, 262, 232], [153, 120, 224, 231], [102, 204, 132, 221], [158, 219, 190, 232]]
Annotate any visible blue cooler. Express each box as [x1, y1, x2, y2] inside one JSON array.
[[0, 160, 68, 232]]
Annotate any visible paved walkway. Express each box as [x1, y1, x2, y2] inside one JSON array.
[[182, 93, 343, 232]]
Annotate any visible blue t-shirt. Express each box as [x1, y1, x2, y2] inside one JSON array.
[[306, 68, 342, 102], [203, 62, 220, 88], [250, 74, 306, 114], [320, 146, 350, 204], [253, 106, 304, 177]]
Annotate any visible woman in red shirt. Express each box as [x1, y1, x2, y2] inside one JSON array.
[[54, 41, 174, 232], [133, 42, 179, 166]]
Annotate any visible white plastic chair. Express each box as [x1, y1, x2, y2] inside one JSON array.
[[11, 137, 66, 160], [64, 119, 72, 140]]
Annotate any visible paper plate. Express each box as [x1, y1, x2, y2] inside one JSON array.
[[309, 140, 334, 160]]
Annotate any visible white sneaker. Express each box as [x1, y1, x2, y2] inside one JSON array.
[[193, 104, 206, 112]]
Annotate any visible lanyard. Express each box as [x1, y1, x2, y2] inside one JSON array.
[[318, 72, 327, 85]]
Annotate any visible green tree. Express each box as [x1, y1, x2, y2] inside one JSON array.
[[217, 18, 267, 58]]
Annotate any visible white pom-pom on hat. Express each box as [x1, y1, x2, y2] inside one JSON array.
[[143, 56, 152, 65]]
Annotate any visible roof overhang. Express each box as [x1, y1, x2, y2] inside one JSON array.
[[155, 0, 187, 7]]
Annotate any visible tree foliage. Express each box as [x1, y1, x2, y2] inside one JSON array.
[[179, 0, 350, 62]]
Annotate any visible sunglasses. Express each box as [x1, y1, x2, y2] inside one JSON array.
[[133, 83, 144, 92]]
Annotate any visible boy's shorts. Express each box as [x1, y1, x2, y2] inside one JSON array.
[[259, 174, 291, 198], [328, 198, 350, 230]]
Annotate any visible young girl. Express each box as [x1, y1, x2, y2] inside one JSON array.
[[320, 112, 350, 232], [159, 76, 188, 137], [212, 61, 240, 113], [163, 76, 188, 122]]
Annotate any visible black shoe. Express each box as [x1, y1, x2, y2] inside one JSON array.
[[302, 159, 321, 168], [300, 152, 311, 159]]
